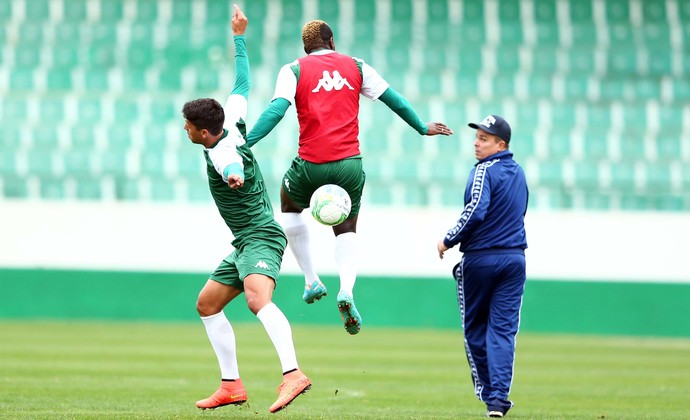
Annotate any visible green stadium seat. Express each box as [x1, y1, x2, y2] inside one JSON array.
[[54, 23, 81, 46], [2, 175, 29, 198], [100, 150, 129, 177], [26, 150, 56, 177], [316, 0, 339, 22], [493, 74, 516, 97], [657, 104, 684, 130], [77, 99, 102, 123], [150, 178, 175, 201], [641, 23, 671, 49], [114, 98, 139, 122], [39, 177, 65, 200], [670, 79, 690, 101], [88, 23, 118, 46], [134, 0, 157, 22], [2, 97, 28, 120], [533, 0, 557, 22], [651, 195, 687, 212], [390, 156, 422, 183], [642, 0, 667, 22], [568, 1, 593, 22], [605, 0, 631, 23], [84, 45, 116, 69], [585, 103, 612, 129], [17, 23, 43, 44], [607, 23, 636, 48], [581, 191, 611, 210], [108, 126, 133, 151], [545, 189, 573, 209], [363, 181, 394, 206], [497, 0, 521, 22], [618, 193, 649, 211], [0, 0, 12, 21], [46, 68, 73, 90], [536, 161, 564, 187], [499, 23, 524, 46], [391, 0, 413, 21], [14, 44, 41, 68], [176, 151, 203, 179], [563, 74, 590, 100], [456, 54, 483, 76], [8, 69, 34, 91], [426, 22, 450, 46], [170, 0, 192, 23], [63, 150, 93, 177], [439, 183, 465, 207], [456, 22, 486, 45], [534, 22, 560, 46], [140, 151, 166, 177], [98, 0, 124, 22], [607, 46, 638, 75], [24, 0, 50, 21], [514, 101, 539, 128], [645, 162, 673, 191], [496, 48, 521, 73], [654, 133, 681, 160], [420, 47, 447, 72], [0, 151, 17, 175], [74, 177, 102, 200], [187, 176, 212, 203], [0, 126, 21, 151], [621, 104, 647, 131], [40, 98, 66, 123], [632, 78, 662, 101], [63, 0, 88, 22], [427, 0, 449, 22], [524, 74, 553, 99], [572, 160, 600, 190], [567, 48, 596, 74], [31, 128, 60, 149], [598, 77, 628, 101], [610, 162, 637, 191], [157, 67, 183, 91], [84, 69, 109, 91], [418, 72, 443, 96], [206, 0, 231, 24], [113, 176, 139, 200], [581, 130, 610, 160], [71, 124, 98, 150], [404, 183, 430, 207], [385, 45, 410, 70], [52, 45, 80, 69], [618, 130, 647, 161], [545, 130, 572, 158], [569, 22, 597, 46], [463, 0, 484, 21], [550, 102, 577, 129], [120, 69, 148, 91], [646, 49, 673, 76]]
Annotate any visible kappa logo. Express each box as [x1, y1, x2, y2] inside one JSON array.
[[255, 260, 270, 270], [312, 70, 354, 92], [479, 115, 497, 129], [283, 178, 290, 191]]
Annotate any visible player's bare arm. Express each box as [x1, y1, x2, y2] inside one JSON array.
[[426, 122, 453, 136], [231, 4, 247, 35]]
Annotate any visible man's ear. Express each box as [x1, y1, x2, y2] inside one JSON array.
[[329, 37, 335, 50]]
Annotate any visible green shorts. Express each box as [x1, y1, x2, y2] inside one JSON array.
[[283, 156, 366, 218], [209, 235, 286, 291]]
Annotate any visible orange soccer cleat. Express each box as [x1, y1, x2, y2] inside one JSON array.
[[195, 379, 248, 410], [268, 369, 312, 413]]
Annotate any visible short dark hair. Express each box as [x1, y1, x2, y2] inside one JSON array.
[[182, 98, 224, 135]]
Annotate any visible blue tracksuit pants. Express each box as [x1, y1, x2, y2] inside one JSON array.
[[453, 250, 526, 413]]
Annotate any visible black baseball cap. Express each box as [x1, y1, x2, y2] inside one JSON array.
[[468, 114, 511, 143]]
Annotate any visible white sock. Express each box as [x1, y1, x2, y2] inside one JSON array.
[[200, 311, 240, 380], [256, 302, 299, 373], [335, 232, 357, 296], [282, 212, 320, 286]]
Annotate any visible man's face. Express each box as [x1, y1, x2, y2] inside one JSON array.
[[473, 129, 505, 161], [184, 119, 206, 145]]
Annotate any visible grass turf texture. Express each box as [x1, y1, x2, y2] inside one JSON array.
[[1, 322, 688, 419]]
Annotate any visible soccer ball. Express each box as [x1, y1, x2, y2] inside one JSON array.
[[309, 184, 351, 226]]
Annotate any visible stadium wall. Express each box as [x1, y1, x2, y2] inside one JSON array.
[[1, 201, 689, 337]]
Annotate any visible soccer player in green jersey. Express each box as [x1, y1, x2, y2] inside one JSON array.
[[181, 5, 310, 414]]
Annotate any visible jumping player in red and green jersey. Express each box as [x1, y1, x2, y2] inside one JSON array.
[[245, 19, 454, 335], [181, 4, 310, 414]]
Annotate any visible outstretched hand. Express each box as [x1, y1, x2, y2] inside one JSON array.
[[437, 240, 449, 259], [231, 4, 248, 36], [227, 174, 244, 189], [426, 122, 453, 136]]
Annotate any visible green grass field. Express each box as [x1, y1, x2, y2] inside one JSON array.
[[1, 321, 688, 419]]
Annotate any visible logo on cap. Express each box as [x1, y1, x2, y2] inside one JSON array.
[[479, 115, 497, 129]]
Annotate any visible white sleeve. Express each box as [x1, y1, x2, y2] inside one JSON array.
[[271, 62, 299, 105], [223, 94, 247, 130], [356, 58, 390, 101], [206, 138, 244, 183]]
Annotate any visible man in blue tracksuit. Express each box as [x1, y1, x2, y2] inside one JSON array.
[[437, 114, 528, 419]]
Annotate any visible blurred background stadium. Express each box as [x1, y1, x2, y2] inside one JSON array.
[[0, 0, 689, 337]]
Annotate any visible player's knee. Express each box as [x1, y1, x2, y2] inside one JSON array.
[[196, 296, 219, 317]]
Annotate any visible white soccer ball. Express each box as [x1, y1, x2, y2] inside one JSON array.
[[309, 184, 351, 226]]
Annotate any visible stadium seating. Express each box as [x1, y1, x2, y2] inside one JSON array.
[[0, 0, 687, 211]]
